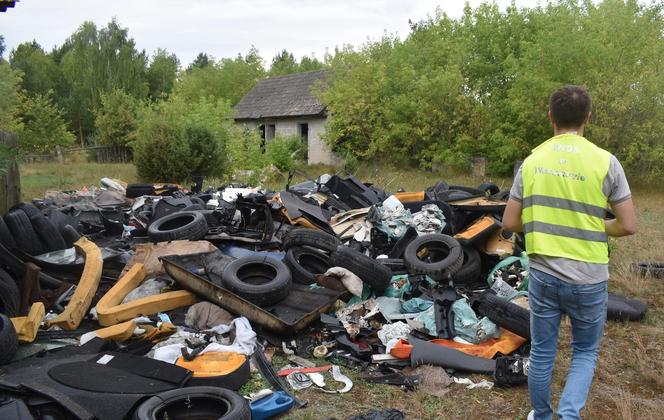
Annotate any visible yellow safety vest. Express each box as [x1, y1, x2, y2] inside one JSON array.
[[521, 133, 611, 264]]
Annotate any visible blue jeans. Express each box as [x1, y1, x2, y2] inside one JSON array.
[[528, 268, 608, 420]]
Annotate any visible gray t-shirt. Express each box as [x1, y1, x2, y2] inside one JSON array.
[[510, 155, 631, 284]]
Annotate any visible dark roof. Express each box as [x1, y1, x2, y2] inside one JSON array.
[[234, 70, 327, 120]]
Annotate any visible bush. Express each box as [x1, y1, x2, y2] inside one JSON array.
[[265, 135, 305, 172], [132, 96, 232, 182], [227, 127, 266, 173]]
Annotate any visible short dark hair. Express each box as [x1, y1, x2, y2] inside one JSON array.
[[549, 85, 592, 128]]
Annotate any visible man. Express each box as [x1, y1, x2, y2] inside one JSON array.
[[502, 85, 636, 420]]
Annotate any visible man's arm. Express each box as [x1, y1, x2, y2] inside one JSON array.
[[502, 198, 523, 233], [605, 198, 636, 237]]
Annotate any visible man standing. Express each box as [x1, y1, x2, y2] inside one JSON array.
[[502, 85, 636, 420]]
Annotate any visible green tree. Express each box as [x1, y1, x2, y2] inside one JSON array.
[[187, 52, 210, 72], [0, 35, 5, 60], [175, 47, 265, 105], [299, 55, 324, 72], [269, 49, 299, 76], [146, 49, 179, 100], [0, 61, 22, 133], [17, 91, 76, 154], [95, 88, 140, 147], [9, 41, 61, 97], [59, 19, 148, 144]]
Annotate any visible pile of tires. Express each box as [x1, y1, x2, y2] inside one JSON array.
[[281, 229, 338, 285], [2, 202, 78, 255]]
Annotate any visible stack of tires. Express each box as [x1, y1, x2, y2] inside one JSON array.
[[0, 269, 19, 365], [1, 202, 79, 256]]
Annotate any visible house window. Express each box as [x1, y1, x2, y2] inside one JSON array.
[[298, 123, 309, 144], [266, 124, 276, 141]]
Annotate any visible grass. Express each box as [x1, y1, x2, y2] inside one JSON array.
[[19, 160, 664, 419]]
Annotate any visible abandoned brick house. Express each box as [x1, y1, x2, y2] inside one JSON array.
[[234, 70, 338, 165]]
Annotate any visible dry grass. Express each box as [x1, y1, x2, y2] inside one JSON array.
[[20, 161, 138, 201], [18, 161, 664, 419]]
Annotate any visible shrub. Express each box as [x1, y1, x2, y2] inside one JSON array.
[[265, 135, 305, 172], [132, 96, 232, 182]]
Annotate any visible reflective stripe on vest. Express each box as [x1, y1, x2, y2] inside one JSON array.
[[521, 134, 611, 264]]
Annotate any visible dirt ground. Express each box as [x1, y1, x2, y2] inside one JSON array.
[[20, 161, 664, 420]]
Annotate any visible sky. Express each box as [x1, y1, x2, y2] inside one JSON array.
[[1, 0, 541, 67]]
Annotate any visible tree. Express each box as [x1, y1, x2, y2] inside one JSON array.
[[0, 35, 5, 60], [0, 61, 22, 133], [146, 49, 179, 100], [269, 49, 299, 76], [9, 41, 61, 97], [59, 19, 148, 144], [187, 52, 210, 72], [95, 88, 139, 147], [175, 47, 265, 105], [299, 55, 324, 72], [17, 91, 76, 154]]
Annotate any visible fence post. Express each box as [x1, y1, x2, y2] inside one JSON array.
[[0, 131, 21, 214], [55, 145, 64, 164]]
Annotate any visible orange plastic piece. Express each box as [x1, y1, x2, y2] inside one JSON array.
[[389, 338, 414, 359], [10, 302, 45, 343], [390, 329, 527, 360], [91, 320, 137, 343], [393, 191, 426, 203], [96, 263, 197, 326], [47, 237, 103, 330], [454, 215, 499, 241], [175, 352, 247, 377]]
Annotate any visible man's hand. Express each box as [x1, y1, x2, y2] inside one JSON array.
[[605, 198, 637, 237], [502, 198, 523, 233]]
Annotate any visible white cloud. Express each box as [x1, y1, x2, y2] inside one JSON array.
[[1, 0, 541, 66]]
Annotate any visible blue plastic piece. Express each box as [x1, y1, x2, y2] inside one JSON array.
[[250, 391, 295, 420]]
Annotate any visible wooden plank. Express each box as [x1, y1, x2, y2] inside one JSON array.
[[0, 131, 21, 213]]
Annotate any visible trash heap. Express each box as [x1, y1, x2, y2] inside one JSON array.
[[0, 174, 649, 419]]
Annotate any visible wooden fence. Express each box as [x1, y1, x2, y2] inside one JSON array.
[[0, 131, 21, 214], [23, 145, 132, 164]]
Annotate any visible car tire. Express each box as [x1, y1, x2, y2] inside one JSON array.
[[607, 293, 647, 322], [403, 234, 463, 281], [0, 217, 17, 250], [30, 213, 67, 252], [0, 313, 18, 365], [476, 292, 530, 339], [630, 261, 664, 279], [377, 258, 408, 275], [284, 247, 332, 285], [148, 211, 209, 242], [329, 245, 392, 292], [0, 268, 20, 318], [221, 256, 292, 306], [10, 202, 41, 218], [478, 183, 500, 196], [452, 245, 482, 285], [60, 225, 82, 247], [282, 229, 340, 253], [126, 183, 156, 198], [132, 386, 250, 420], [4, 210, 44, 255]]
